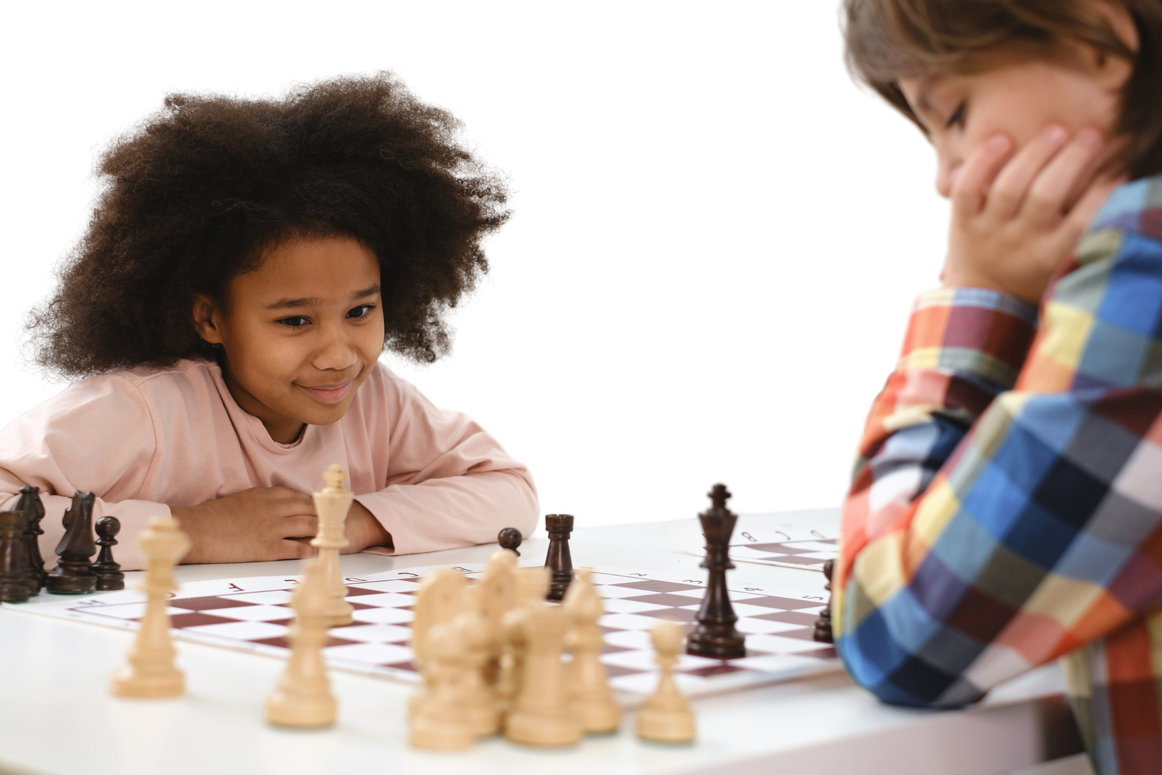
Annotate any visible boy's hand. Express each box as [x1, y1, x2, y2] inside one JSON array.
[[943, 125, 1123, 304], [173, 487, 318, 564]]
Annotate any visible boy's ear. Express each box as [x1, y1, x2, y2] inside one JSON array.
[[192, 295, 225, 345], [1093, 0, 1139, 54]]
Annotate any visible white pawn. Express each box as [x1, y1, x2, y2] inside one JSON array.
[[266, 559, 336, 728], [110, 516, 191, 699], [636, 620, 696, 743], [312, 464, 354, 627], [496, 566, 550, 710], [564, 568, 620, 734], [409, 619, 475, 750], [409, 568, 468, 718]]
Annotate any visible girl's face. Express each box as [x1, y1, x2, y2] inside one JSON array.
[[194, 236, 384, 443], [898, 41, 1133, 198]]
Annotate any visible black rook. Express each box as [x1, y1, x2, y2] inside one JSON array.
[[544, 514, 574, 601]]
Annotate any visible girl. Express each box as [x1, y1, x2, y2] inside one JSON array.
[[836, 1, 1162, 772], [0, 73, 538, 571]]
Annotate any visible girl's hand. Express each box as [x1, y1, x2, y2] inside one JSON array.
[[943, 125, 1123, 304], [172, 487, 318, 564], [342, 500, 393, 554]]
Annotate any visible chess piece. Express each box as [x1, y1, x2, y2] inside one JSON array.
[[266, 559, 337, 728], [498, 527, 522, 556], [544, 513, 574, 601], [15, 486, 47, 594], [111, 516, 191, 698], [0, 511, 31, 603], [496, 566, 550, 711], [311, 464, 354, 627], [46, 492, 98, 595], [92, 517, 126, 591], [409, 568, 468, 718], [409, 619, 476, 750], [505, 604, 582, 747], [813, 559, 834, 644], [450, 609, 500, 737], [564, 568, 620, 734], [475, 549, 518, 687], [636, 620, 696, 743], [686, 484, 746, 659]]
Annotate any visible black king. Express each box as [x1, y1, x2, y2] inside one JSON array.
[[686, 483, 747, 659]]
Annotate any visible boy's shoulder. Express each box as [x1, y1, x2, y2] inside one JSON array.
[[1089, 174, 1162, 243]]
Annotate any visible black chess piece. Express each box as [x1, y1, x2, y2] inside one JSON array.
[[543, 514, 574, 601], [813, 559, 835, 644], [91, 516, 125, 591], [498, 527, 522, 557], [15, 486, 47, 595], [0, 511, 32, 603], [46, 492, 98, 595], [687, 484, 746, 659]]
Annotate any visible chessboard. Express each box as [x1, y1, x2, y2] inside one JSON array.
[[19, 563, 840, 700]]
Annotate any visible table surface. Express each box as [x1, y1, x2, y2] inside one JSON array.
[[0, 509, 1083, 775]]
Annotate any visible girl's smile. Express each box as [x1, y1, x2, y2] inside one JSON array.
[[193, 236, 385, 443]]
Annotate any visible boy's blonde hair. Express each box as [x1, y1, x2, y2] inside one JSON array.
[[843, 0, 1162, 178]]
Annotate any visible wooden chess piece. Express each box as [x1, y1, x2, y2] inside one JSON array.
[[451, 609, 500, 737], [409, 568, 468, 718], [813, 559, 834, 644], [92, 517, 125, 591], [409, 619, 476, 750], [498, 526, 522, 556], [636, 620, 696, 744], [686, 484, 746, 659], [311, 464, 354, 627], [266, 559, 337, 728], [15, 486, 46, 594], [476, 549, 518, 688], [46, 492, 98, 595], [564, 568, 620, 734], [496, 566, 550, 712], [110, 516, 191, 698], [505, 604, 582, 747], [544, 513, 574, 601], [0, 511, 31, 603]]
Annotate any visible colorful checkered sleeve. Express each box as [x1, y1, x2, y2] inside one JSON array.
[[833, 177, 1162, 775]]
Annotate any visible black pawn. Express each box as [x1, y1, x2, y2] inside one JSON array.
[[0, 511, 31, 603], [15, 486, 47, 595], [543, 514, 574, 601], [812, 559, 834, 644], [46, 492, 98, 595], [498, 527, 522, 557], [92, 516, 125, 591], [687, 484, 746, 659]]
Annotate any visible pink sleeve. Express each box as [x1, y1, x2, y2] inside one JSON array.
[[352, 374, 539, 555], [0, 375, 169, 571]]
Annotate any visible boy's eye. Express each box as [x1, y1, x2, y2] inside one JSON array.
[[277, 316, 309, 328], [946, 102, 966, 129], [347, 304, 376, 319]]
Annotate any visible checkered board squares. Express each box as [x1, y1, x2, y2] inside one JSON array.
[[24, 564, 841, 700], [730, 538, 838, 571]]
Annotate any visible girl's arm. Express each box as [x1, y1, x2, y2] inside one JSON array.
[[835, 179, 1162, 707]]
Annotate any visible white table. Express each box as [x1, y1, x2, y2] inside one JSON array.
[[0, 513, 1087, 775]]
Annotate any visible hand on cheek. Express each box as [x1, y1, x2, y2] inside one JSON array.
[[942, 125, 1124, 304]]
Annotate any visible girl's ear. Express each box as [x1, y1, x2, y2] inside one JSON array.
[[192, 295, 225, 345]]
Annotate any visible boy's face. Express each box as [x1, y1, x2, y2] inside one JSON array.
[[899, 45, 1130, 198], [194, 236, 384, 444]]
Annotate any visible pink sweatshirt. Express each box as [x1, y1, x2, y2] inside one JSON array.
[[0, 359, 538, 570]]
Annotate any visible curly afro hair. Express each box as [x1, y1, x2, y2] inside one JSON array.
[[27, 72, 511, 378]]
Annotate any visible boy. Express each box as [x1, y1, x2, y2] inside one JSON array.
[[836, 1, 1162, 772]]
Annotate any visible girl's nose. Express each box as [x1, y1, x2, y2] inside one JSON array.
[[313, 327, 358, 371]]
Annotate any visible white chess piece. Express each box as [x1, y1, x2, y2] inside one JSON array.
[[110, 516, 191, 698], [312, 464, 354, 627], [636, 620, 696, 743], [564, 568, 620, 733], [409, 619, 476, 750], [409, 568, 468, 719], [504, 604, 582, 747], [266, 559, 337, 727], [496, 566, 550, 711]]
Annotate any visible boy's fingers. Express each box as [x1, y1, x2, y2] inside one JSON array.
[[952, 134, 1013, 221], [987, 125, 1068, 219], [1024, 129, 1105, 226], [1062, 176, 1123, 240]]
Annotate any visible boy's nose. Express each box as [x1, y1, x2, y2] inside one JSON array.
[[935, 159, 959, 200]]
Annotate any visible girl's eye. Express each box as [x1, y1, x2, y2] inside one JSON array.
[[946, 102, 966, 129], [347, 304, 376, 319], [277, 316, 309, 329]]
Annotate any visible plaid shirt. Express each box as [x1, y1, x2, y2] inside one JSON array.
[[833, 176, 1162, 775]]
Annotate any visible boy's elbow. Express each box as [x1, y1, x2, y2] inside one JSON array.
[[836, 634, 983, 711]]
